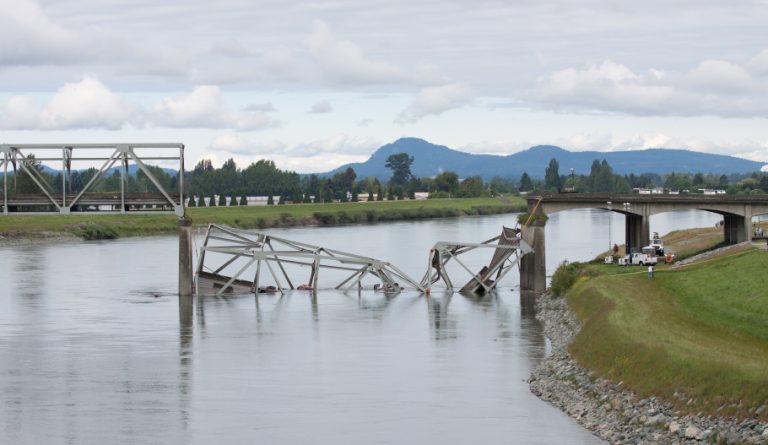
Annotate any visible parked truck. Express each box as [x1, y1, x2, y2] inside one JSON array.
[[618, 246, 659, 266]]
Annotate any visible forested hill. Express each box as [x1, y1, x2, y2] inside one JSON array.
[[327, 138, 765, 179]]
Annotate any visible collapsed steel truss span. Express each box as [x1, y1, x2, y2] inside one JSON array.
[[420, 226, 532, 294], [196, 224, 424, 296], [0, 143, 185, 216], [196, 224, 532, 296]]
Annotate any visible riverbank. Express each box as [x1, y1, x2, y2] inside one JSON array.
[[0, 196, 525, 244], [530, 246, 768, 444]]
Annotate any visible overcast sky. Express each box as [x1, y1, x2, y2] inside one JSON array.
[[2, 0, 768, 172]]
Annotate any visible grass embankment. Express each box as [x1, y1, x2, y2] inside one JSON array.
[[564, 248, 768, 420], [0, 197, 525, 240]]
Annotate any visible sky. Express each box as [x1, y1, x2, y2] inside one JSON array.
[[1, 0, 768, 173]]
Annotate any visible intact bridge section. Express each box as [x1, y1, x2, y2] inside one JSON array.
[[520, 194, 768, 294]]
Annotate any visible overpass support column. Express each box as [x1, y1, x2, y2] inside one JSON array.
[[624, 212, 650, 253], [723, 208, 751, 244], [520, 221, 546, 294]]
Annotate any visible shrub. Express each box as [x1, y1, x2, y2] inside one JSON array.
[[76, 224, 118, 240], [550, 261, 589, 296], [517, 212, 549, 225], [313, 212, 337, 225]]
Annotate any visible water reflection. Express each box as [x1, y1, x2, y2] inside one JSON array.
[[178, 295, 193, 431], [426, 291, 456, 340]]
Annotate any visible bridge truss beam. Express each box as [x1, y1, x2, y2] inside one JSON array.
[[0, 143, 185, 216]]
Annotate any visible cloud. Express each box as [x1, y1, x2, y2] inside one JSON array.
[[747, 49, 768, 75], [357, 118, 373, 127], [396, 83, 472, 123], [210, 38, 253, 58], [0, 76, 135, 130], [307, 20, 406, 85], [279, 154, 368, 173], [245, 102, 278, 112], [307, 99, 333, 114], [288, 134, 380, 157], [151, 86, 279, 130], [685, 59, 754, 93], [206, 134, 374, 173], [209, 134, 285, 155], [534, 57, 768, 117], [0, 0, 91, 65], [0, 77, 283, 131]]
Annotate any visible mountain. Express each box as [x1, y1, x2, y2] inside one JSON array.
[[327, 138, 766, 179], [1, 164, 177, 178]]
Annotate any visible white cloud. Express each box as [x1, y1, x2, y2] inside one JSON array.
[[245, 102, 278, 112], [210, 39, 253, 58], [0, 0, 91, 65], [534, 58, 768, 117], [206, 134, 373, 173], [307, 99, 333, 114], [288, 134, 380, 157], [0, 76, 135, 130], [0, 96, 40, 129], [279, 154, 368, 174], [397, 83, 472, 123], [151, 86, 278, 130], [209, 134, 285, 155], [685, 59, 754, 93], [307, 20, 406, 85], [747, 49, 768, 75]]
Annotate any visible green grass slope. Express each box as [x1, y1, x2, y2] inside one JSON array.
[[567, 249, 768, 420]]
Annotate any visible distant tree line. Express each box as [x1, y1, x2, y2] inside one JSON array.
[[535, 156, 768, 195], [5, 153, 768, 206], [4, 154, 177, 195]]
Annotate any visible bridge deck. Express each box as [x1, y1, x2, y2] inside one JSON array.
[[531, 193, 768, 204]]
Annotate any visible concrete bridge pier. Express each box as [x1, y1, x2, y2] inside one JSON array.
[[722, 209, 752, 244], [624, 206, 650, 254], [179, 216, 194, 297], [520, 222, 547, 294]]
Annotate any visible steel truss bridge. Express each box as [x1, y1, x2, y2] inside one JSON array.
[[1, 143, 185, 216]]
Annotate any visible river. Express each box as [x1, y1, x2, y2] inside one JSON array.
[[0, 209, 720, 444]]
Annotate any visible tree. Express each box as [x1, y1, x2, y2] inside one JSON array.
[[188, 196, 197, 207], [692, 172, 705, 187], [230, 195, 238, 206], [15, 154, 54, 193], [433, 171, 459, 196], [267, 194, 274, 205], [489, 177, 515, 195], [385, 153, 414, 186], [222, 158, 237, 171], [544, 158, 560, 191], [458, 176, 485, 197], [519, 172, 533, 192], [218, 194, 227, 206], [240, 196, 248, 206], [589, 159, 614, 193]]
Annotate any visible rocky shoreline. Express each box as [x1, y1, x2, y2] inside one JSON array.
[[528, 293, 768, 444]]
